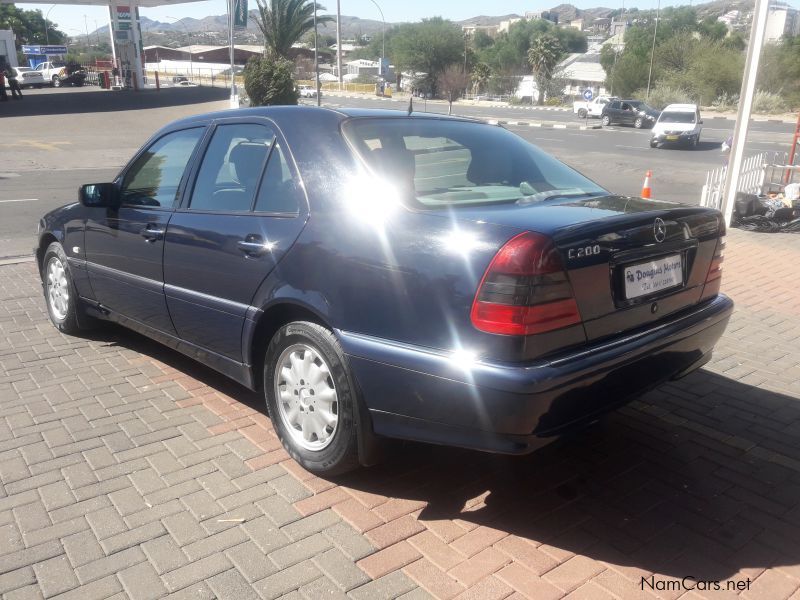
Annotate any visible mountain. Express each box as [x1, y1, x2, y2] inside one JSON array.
[[87, 2, 763, 42]]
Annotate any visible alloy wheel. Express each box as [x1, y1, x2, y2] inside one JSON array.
[[46, 257, 69, 320], [274, 343, 339, 451]]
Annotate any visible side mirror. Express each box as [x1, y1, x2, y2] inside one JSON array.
[[79, 183, 117, 208]]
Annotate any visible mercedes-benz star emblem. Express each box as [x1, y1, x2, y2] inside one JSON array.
[[654, 218, 667, 243]]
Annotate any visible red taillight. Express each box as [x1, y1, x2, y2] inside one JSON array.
[[701, 234, 725, 299], [470, 232, 582, 336]]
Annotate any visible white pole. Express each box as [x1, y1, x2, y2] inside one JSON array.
[[313, 0, 320, 106], [108, 5, 118, 86], [336, 0, 342, 90], [228, 0, 238, 107], [720, 0, 770, 226]]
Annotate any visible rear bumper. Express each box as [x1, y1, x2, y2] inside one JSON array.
[[339, 294, 734, 454]]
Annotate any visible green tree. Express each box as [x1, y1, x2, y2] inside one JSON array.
[[0, 5, 67, 48], [390, 17, 464, 94], [254, 0, 332, 59], [471, 61, 491, 94], [243, 56, 299, 105], [527, 34, 564, 105]]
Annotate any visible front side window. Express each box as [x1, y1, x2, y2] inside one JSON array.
[[189, 123, 275, 212], [120, 128, 204, 208], [342, 118, 607, 208]]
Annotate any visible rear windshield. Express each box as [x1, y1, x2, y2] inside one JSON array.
[[659, 111, 696, 124], [341, 118, 606, 208]]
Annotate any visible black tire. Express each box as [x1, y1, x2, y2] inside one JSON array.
[[52, 76, 61, 88], [634, 117, 644, 129], [601, 115, 611, 127], [42, 242, 82, 334], [650, 139, 658, 148], [264, 321, 360, 475], [577, 108, 588, 119]]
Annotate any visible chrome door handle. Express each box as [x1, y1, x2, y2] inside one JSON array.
[[140, 225, 164, 242], [237, 239, 268, 256]]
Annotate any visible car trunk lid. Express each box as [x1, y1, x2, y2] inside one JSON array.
[[432, 195, 723, 344]]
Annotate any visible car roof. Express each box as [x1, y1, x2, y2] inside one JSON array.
[[162, 105, 485, 131], [662, 104, 698, 112]]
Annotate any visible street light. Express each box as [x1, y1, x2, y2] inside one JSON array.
[[365, 0, 385, 75], [166, 16, 193, 80], [645, 0, 660, 100], [45, 4, 57, 45], [313, 0, 320, 106]]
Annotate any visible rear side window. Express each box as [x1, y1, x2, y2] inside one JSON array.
[[189, 123, 275, 212], [342, 118, 606, 208], [120, 128, 204, 208], [254, 143, 303, 214]]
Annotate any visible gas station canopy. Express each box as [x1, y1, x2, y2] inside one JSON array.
[[2, 0, 204, 7]]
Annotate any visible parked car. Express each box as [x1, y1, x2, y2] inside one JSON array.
[[601, 99, 660, 128], [6, 67, 46, 89], [650, 104, 703, 149], [36, 106, 732, 474], [298, 84, 317, 98], [573, 95, 616, 119], [33, 61, 65, 86]]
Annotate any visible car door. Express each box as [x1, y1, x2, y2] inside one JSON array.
[[163, 120, 308, 361], [619, 102, 634, 125], [84, 126, 206, 334], [605, 101, 621, 124]]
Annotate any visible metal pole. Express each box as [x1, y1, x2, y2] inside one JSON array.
[[84, 14, 90, 46], [313, 0, 320, 106], [720, 0, 770, 226], [646, 0, 660, 100], [336, 0, 342, 90], [229, 0, 238, 107]]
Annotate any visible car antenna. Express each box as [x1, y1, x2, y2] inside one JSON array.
[[407, 96, 413, 116]]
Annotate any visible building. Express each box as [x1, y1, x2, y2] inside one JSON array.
[[345, 59, 379, 78], [461, 25, 499, 37], [0, 30, 19, 69], [765, 4, 800, 42]]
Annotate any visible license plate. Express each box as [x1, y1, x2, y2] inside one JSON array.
[[623, 254, 683, 299], [666, 135, 679, 141]]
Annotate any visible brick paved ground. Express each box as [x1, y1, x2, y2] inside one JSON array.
[[1, 228, 800, 600]]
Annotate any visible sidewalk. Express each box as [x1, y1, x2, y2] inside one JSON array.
[[1, 228, 799, 599]]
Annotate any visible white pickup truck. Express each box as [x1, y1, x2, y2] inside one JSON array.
[[573, 95, 616, 118], [33, 61, 66, 87]]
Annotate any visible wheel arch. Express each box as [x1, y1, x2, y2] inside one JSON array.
[[246, 299, 383, 467], [36, 232, 60, 275], [247, 300, 330, 393]]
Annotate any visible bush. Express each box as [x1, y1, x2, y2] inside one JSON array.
[[711, 92, 739, 112], [633, 83, 693, 110], [752, 90, 787, 114], [243, 56, 298, 106]]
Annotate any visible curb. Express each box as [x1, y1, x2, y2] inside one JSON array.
[[489, 119, 603, 130], [0, 255, 35, 266]]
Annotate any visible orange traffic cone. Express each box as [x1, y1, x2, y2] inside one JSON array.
[[641, 170, 653, 199]]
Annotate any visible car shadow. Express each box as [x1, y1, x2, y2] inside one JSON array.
[[87, 323, 799, 581], [329, 369, 800, 580], [0, 86, 231, 118], [654, 141, 722, 152]]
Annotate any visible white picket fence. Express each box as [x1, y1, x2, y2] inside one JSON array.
[[700, 151, 793, 210]]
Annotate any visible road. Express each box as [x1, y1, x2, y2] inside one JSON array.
[[1, 86, 795, 259]]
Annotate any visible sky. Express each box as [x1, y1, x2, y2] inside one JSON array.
[[14, 0, 788, 42]]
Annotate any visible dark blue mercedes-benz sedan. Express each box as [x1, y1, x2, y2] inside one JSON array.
[[36, 106, 732, 474]]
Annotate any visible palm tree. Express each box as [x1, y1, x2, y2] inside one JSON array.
[[527, 35, 564, 105], [254, 0, 332, 59]]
